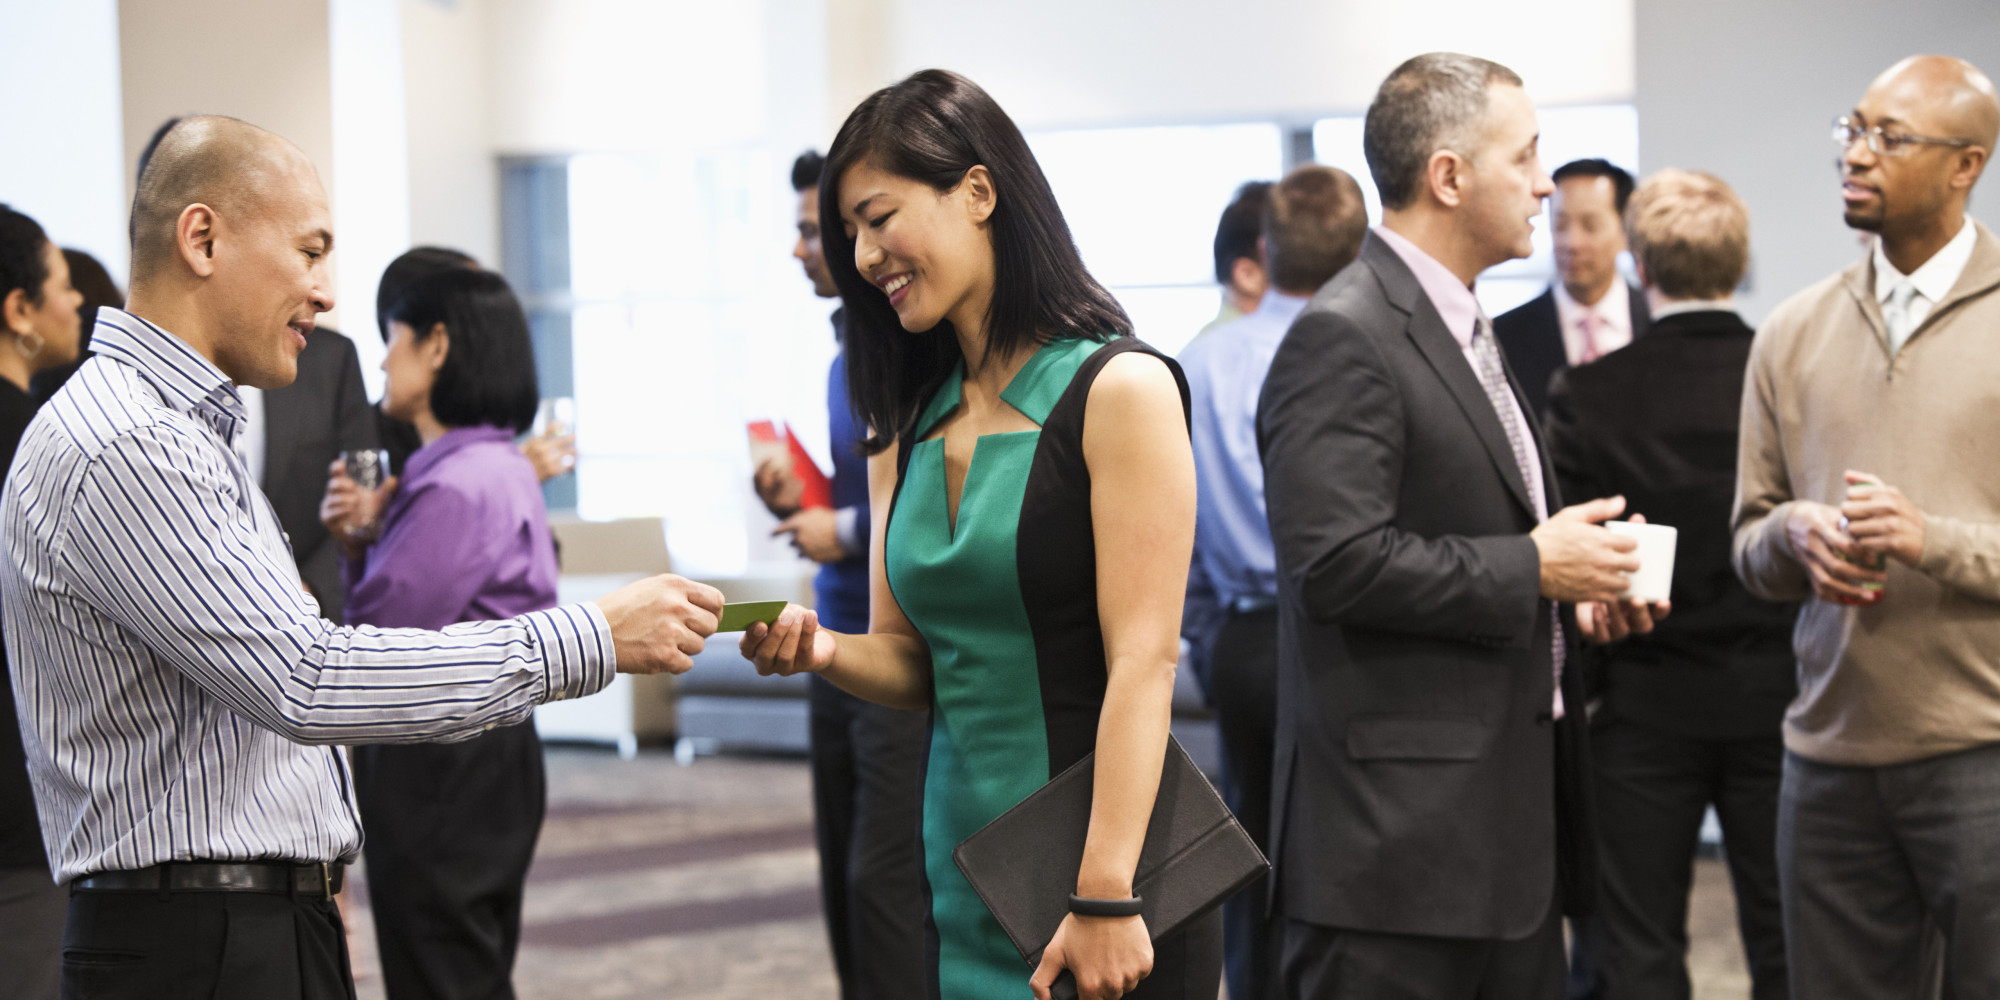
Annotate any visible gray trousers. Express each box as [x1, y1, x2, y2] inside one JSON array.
[[0, 865, 64, 1000], [1778, 745, 2000, 999]]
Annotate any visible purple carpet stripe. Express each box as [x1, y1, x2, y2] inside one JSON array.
[[542, 800, 676, 821], [525, 823, 818, 883], [523, 886, 824, 947], [341, 822, 816, 908]]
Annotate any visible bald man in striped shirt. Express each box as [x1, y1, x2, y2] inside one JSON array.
[[0, 116, 721, 1000]]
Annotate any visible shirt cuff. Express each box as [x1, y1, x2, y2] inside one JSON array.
[[835, 506, 866, 558], [521, 603, 618, 703]]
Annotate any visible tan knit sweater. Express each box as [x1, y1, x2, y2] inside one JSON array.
[[1733, 221, 2000, 767]]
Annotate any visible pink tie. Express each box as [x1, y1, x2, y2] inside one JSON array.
[[1578, 312, 1601, 365]]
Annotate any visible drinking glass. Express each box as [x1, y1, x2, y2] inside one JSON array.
[[341, 449, 390, 491], [338, 449, 391, 537], [533, 397, 577, 439]]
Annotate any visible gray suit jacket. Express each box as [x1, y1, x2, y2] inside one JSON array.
[[1256, 233, 1594, 939], [263, 330, 377, 622]]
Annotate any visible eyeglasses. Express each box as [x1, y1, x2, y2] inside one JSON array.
[[1833, 116, 1977, 157]]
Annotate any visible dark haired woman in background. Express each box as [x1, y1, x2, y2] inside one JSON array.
[[742, 70, 1219, 1000], [0, 204, 85, 1000], [371, 246, 575, 486], [29, 249, 120, 404], [320, 267, 554, 1000]]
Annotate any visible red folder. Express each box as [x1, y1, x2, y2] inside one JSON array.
[[747, 420, 832, 510]]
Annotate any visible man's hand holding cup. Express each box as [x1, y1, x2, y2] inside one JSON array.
[[1532, 496, 1672, 643]]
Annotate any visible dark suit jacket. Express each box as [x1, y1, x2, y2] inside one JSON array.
[[1257, 233, 1594, 940], [1494, 283, 1651, 419], [263, 329, 378, 622], [1544, 310, 1798, 742]]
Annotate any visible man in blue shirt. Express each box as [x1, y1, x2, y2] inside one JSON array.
[[753, 150, 925, 1000], [1182, 163, 1367, 1000]]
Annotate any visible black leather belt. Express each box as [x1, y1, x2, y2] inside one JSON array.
[[71, 861, 343, 898]]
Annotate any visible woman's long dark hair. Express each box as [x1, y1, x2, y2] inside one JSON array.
[[820, 69, 1131, 453]]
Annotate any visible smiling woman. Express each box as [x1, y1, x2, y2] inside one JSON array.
[[746, 69, 1217, 1000], [817, 69, 1132, 453]]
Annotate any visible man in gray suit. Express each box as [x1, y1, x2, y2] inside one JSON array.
[[1258, 52, 1666, 998]]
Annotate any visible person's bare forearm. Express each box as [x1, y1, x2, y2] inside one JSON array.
[[1075, 655, 1178, 898], [821, 630, 934, 710]]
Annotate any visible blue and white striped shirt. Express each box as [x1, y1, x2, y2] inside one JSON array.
[[1, 308, 616, 883]]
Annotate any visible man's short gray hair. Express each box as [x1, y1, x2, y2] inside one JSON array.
[[1364, 53, 1525, 212]]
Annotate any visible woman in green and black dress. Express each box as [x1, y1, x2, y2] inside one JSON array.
[[741, 71, 1220, 1000]]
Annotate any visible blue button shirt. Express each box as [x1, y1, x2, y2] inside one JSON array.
[[1184, 292, 1309, 607], [816, 311, 871, 634], [1180, 293, 1307, 692]]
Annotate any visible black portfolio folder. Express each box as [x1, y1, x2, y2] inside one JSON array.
[[952, 736, 1269, 999]]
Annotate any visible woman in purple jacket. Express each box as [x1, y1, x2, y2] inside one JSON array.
[[321, 267, 553, 1000]]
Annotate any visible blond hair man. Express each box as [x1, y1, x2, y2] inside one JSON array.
[[1546, 169, 1794, 1000]]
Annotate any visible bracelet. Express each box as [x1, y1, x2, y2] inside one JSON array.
[[1068, 893, 1143, 918]]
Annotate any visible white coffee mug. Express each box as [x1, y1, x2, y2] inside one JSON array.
[[1605, 520, 1678, 604]]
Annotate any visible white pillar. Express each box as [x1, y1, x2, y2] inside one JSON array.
[[331, 0, 411, 396]]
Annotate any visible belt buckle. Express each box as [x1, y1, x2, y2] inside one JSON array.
[[320, 862, 332, 898]]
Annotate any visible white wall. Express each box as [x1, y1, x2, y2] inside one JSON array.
[[0, 0, 128, 281], [486, 0, 773, 155], [119, 0, 343, 326], [333, 0, 413, 391], [1635, 0, 2000, 323], [403, 0, 501, 269], [858, 0, 1633, 131]]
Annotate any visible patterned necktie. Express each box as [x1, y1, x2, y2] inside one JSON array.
[[1885, 280, 1919, 354], [1472, 315, 1567, 716], [1577, 311, 1601, 365]]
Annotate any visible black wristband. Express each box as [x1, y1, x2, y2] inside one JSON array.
[[1067, 893, 1143, 918]]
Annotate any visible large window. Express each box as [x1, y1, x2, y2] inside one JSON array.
[[506, 150, 837, 576], [1028, 123, 1287, 357]]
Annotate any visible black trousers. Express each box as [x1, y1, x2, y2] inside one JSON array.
[[350, 720, 545, 1000], [1281, 894, 1566, 1000], [1570, 714, 1787, 1000], [60, 887, 354, 1000], [1212, 605, 1280, 1000], [1, 864, 66, 1000], [808, 676, 928, 1000]]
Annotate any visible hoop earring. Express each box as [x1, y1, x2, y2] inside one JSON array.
[[14, 332, 43, 361]]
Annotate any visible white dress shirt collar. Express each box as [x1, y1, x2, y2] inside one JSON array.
[[1551, 278, 1633, 365], [1874, 215, 1978, 305], [1650, 297, 1738, 320]]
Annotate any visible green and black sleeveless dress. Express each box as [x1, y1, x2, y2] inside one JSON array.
[[886, 335, 1223, 999]]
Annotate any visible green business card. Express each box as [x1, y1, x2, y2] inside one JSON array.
[[717, 601, 789, 633]]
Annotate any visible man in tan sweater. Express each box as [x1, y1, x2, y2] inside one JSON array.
[[1733, 55, 2000, 997]]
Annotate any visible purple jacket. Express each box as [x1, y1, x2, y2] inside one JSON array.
[[345, 425, 558, 630]]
